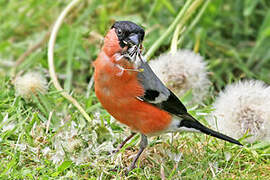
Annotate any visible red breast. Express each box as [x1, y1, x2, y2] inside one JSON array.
[[94, 30, 172, 135]]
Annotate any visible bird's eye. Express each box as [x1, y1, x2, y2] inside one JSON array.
[[117, 29, 123, 36]]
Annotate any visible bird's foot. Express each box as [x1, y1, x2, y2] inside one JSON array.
[[124, 164, 137, 175], [109, 165, 136, 176], [109, 165, 121, 172]]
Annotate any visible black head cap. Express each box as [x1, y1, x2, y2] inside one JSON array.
[[111, 21, 145, 47]]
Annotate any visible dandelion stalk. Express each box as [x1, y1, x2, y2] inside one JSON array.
[[170, 23, 183, 55], [48, 0, 92, 122], [145, 0, 193, 60], [170, 0, 205, 54], [178, 0, 212, 47]]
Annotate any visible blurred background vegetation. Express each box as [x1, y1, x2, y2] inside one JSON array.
[[0, 0, 270, 179], [1, 0, 269, 89]]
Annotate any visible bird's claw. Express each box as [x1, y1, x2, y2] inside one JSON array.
[[111, 149, 119, 154], [109, 165, 136, 176], [124, 164, 136, 175], [109, 165, 121, 172]]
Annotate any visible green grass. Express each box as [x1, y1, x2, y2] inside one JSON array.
[[1, 0, 270, 179]]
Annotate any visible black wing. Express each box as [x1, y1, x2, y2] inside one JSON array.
[[137, 59, 187, 115], [136, 56, 243, 146]]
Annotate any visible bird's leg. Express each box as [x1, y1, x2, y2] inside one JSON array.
[[109, 132, 137, 172], [127, 134, 148, 172], [113, 132, 136, 153]]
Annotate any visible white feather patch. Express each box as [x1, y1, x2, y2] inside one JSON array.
[[167, 116, 201, 133], [148, 92, 169, 104]]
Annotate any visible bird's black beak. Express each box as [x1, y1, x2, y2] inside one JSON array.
[[127, 34, 140, 46]]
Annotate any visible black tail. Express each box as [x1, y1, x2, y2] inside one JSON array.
[[180, 114, 242, 146]]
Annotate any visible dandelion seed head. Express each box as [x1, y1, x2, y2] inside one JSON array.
[[14, 71, 48, 99], [16, 143, 27, 151], [50, 150, 65, 165], [64, 170, 77, 178], [49, 121, 80, 164], [149, 50, 210, 104], [42, 147, 51, 156], [168, 150, 182, 163], [64, 137, 82, 153], [208, 80, 270, 143], [71, 147, 92, 165]]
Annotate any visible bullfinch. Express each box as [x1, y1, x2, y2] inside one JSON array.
[[93, 21, 242, 172]]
